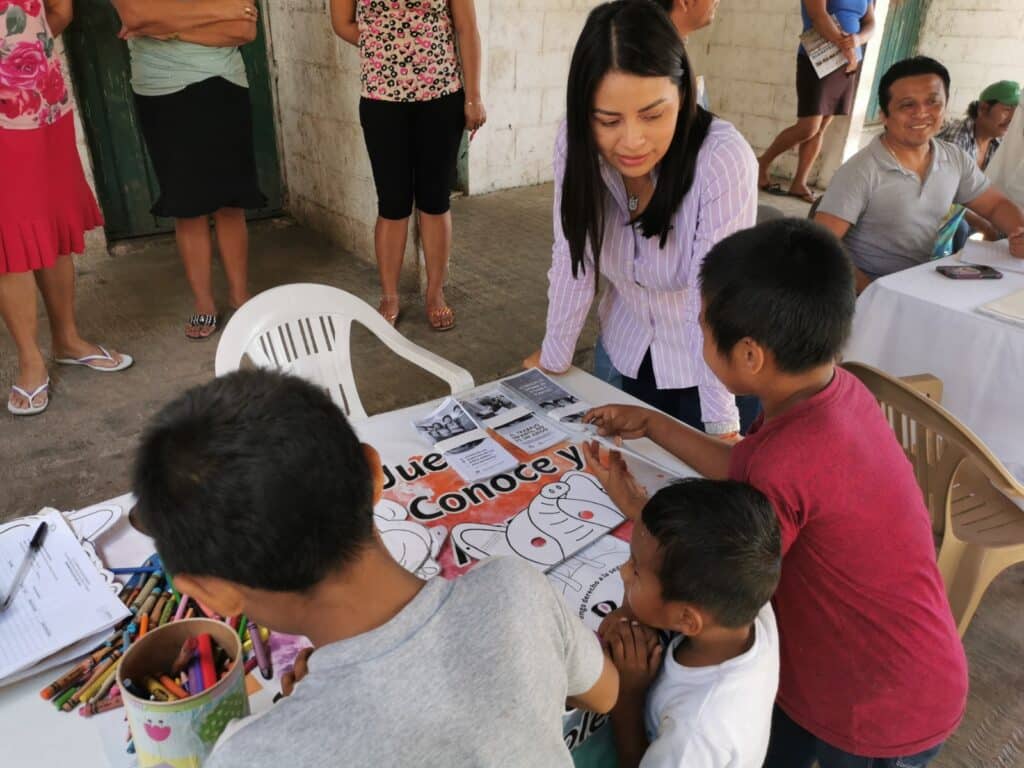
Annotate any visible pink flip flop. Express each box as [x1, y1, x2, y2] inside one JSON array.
[[54, 345, 134, 372]]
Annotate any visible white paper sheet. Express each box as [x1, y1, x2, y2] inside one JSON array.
[[977, 287, 1024, 326], [957, 239, 1024, 275], [0, 510, 130, 685], [460, 388, 567, 453], [413, 397, 519, 482]]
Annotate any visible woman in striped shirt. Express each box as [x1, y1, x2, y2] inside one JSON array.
[[525, 0, 759, 436]]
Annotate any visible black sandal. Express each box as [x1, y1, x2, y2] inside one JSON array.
[[185, 313, 220, 341]]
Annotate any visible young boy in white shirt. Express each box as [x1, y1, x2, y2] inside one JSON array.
[[594, 475, 781, 768]]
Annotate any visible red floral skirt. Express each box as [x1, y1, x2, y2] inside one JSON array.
[[0, 112, 103, 274]]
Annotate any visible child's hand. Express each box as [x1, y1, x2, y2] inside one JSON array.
[[584, 405, 650, 440], [607, 622, 663, 694], [597, 605, 636, 643], [583, 441, 648, 521], [278, 647, 313, 698]]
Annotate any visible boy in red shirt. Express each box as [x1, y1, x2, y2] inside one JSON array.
[[585, 218, 966, 767]]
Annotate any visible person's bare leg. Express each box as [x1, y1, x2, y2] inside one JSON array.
[[757, 115, 823, 188], [175, 215, 217, 338], [212, 207, 251, 310], [36, 254, 127, 367], [790, 116, 833, 198], [376, 215, 410, 323], [418, 210, 453, 329], [0, 270, 47, 409]]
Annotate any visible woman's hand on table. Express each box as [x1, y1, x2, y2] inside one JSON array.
[[522, 349, 569, 374], [583, 404, 650, 440], [583, 441, 648, 522]]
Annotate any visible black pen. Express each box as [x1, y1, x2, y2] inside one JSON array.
[[1, 521, 48, 612]]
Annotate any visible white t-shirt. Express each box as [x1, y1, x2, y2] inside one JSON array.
[[641, 604, 780, 768]]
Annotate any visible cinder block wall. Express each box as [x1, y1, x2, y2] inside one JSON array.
[[264, 0, 381, 262], [685, 0, 818, 184], [467, 0, 601, 194], [917, 0, 1024, 116]]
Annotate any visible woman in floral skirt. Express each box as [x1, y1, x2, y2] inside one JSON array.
[[0, 0, 132, 416]]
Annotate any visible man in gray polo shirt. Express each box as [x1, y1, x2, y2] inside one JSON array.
[[816, 56, 1024, 291]]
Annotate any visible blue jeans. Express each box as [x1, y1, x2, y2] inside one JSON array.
[[592, 337, 624, 390], [763, 706, 943, 768]]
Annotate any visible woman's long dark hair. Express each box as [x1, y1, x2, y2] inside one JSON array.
[[562, 0, 712, 284]]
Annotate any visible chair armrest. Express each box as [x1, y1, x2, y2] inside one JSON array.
[[900, 374, 943, 405]]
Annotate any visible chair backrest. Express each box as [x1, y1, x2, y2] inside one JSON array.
[[215, 284, 475, 420], [842, 362, 1024, 534]]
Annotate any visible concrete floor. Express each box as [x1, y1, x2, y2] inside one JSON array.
[[2, 184, 1021, 765]]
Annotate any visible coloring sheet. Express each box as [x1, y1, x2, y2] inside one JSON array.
[[547, 534, 631, 632], [374, 499, 447, 579], [451, 471, 624, 571]]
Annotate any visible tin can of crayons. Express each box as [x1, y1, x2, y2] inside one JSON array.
[[117, 618, 248, 768]]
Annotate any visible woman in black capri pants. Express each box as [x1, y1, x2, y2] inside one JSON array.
[[331, 0, 485, 330]]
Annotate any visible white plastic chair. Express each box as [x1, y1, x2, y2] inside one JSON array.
[[215, 283, 475, 420]]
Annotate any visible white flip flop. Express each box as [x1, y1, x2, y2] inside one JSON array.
[[54, 345, 134, 373], [8, 378, 50, 416]]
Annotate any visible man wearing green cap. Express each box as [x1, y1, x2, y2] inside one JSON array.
[[937, 80, 1021, 246]]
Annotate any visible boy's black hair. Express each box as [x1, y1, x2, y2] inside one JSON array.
[[878, 56, 950, 116], [133, 370, 375, 592], [643, 478, 780, 628], [699, 218, 855, 374]]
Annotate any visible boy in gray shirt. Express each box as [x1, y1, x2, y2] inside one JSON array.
[[131, 370, 618, 768], [815, 56, 1024, 290]]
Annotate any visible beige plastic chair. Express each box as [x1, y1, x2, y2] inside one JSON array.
[[843, 361, 1024, 636], [215, 283, 474, 420]]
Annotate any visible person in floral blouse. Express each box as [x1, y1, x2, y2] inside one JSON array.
[[0, 0, 133, 416], [330, 0, 485, 331]]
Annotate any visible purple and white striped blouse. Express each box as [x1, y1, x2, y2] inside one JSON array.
[[540, 119, 758, 430]]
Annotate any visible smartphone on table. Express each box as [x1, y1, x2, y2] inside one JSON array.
[[935, 264, 1003, 280]]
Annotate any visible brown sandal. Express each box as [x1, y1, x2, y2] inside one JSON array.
[[427, 304, 455, 332], [378, 294, 400, 327]]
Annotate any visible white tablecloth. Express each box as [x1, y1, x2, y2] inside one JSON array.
[[845, 253, 1024, 471], [0, 367, 692, 768]]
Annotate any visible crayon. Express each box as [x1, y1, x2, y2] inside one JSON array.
[[129, 573, 161, 611], [188, 656, 205, 695], [110, 566, 161, 576], [195, 600, 220, 620], [66, 654, 118, 708], [138, 613, 149, 638], [171, 637, 198, 675], [121, 628, 131, 654], [150, 593, 169, 625], [91, 664, 121, 703], [184, 607, 195, 619], [137, 589, 160, 619], [173, 593, 190, 622], [121, 587, 141, 606], [158, 675, 189, 700], [53, 685, 80, 710], [69, 656, 121, 709], [243, 656, 258, 675], [237, 615, 248, 640], [142, 677, 177, 702], [158, 596, 176, 626], [247, 620, 273, 680], [41, 661, 92, 700], [79, 694, 124, 717], [197, 634, 217, 693], [227, 614, 239, 631]]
